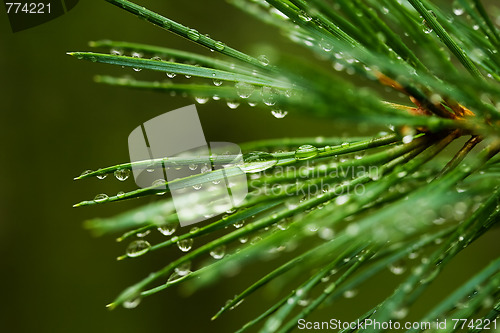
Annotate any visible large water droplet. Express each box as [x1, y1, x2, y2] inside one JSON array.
[[94, 193, 109, 203], [126, 240, 151, 257], [114, 168, 130, 181], [235, 82, 254, 99], [210, 245, 226, 259], [177, 238, 194, 252], [240, 152, 277, 173], [295, 145, 318, 160]]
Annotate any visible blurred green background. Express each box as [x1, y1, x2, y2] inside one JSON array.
[[1, 1, 498, 333]]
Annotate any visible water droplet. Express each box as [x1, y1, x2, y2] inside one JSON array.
[[161, 19, 171, 29], [240, 152, 277, 173], [226, 101, 240, 109], [122, 295, 141, 309], [382, 7, 389, 14], [473, 24, 479, 30], [167, 271, 187, 284], [333, 62, 344, 71], [389, 260, 407, 275], [110, 49, 122, 56], [80, 169, 93, 177], [319, 38, 333, 52], [187, 29, 200, 40], [114, 168, 130, 181], [397, 171, 407, 178], [136, 229, 150, 238], [126, 240, 151, 257], [214, 41, 225, 51], [96, 170, 107, 179], [271, 109, 288, 118], [210, 245, 226, 259], [200, 164, 211, 173], [402, 135, 414, 144], [343, 289, 358, 298], [157, 222, 177, 236], [152, 179, 167, 195], [233, 220, 245, 228], [195, 96, 209, 104], [423, 20, 433, 34], [188, 163, 198, 171], [213, 78, 223, 86], [117, 191, 125, 198], [295, 145, 318, 160], [131, 52, 142, 72], [298, 299, 310, 307], [174, 261, 192, 276], [318, 227, 335, 240], [166, 72, 176, 78], [193, 183, 202, 190], [235, 82, 254, 99], [257, 55, 269, 66], [298, 12, 312, 22], [94, 193, 109, 203], [261, 86, 276, 106], [452, 2, 464, 16], [392, 307, 408, 319], [177, 238, 194, 252]]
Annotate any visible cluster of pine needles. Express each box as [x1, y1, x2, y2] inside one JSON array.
[[70, 0, 500, 332]]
